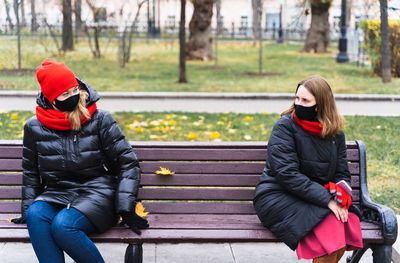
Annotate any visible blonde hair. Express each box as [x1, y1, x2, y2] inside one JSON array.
[[66, 91, 90, 131], [281, 75, 345, 139]]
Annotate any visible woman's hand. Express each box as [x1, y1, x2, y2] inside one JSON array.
[[328, 199, 348, 223]]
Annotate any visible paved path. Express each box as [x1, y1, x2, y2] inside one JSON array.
[[1, 91, 400, 116]]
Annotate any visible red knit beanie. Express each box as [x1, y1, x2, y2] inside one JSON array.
[[36, 59, 79, 103]]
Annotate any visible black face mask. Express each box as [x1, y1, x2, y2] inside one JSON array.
[[294, 104, 317, 121], [54, 93, 80, 112]]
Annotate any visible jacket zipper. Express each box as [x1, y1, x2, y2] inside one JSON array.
[[73, 134, 79, 157]]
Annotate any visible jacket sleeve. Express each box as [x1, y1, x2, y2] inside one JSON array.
[[99, 111, 141, 214], [333, 132, 351, 185], [267, 117, 332, 207], [21, 121, 43, 217]]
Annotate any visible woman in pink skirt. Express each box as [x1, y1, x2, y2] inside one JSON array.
[[253, 75, 363, 262]]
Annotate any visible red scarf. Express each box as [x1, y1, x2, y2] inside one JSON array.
[[293, 112, 322, 136], [36, 103, 97, 130]]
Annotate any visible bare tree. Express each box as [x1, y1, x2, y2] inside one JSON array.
[[62, 0, 74, 51], [13, 0, 21, 70], [179, 0, 187, 83], [4, 0, 14, 30], [303, 0, 332, 53], [42, 18, 61, 52], [20, 0, 26, 26], [379, 0, 391, 82], [251, 0, 263, 45], [30, 0, 38, 32], [84, 0, 104, 57], [186, 0, 216, 60], [256, 0, 263, 74], [214, 0, 221, 66], [119, 0, 147, 68], [74, 0, 82, 35]]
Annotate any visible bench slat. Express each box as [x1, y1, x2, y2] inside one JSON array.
[[0, 159, 22, 172], [0, 200, 362, 214], [135, 148, 268, 161], [0, 202, 20, 213], [0, 160, 360, 175], [0, 227, 382, 243], [0, 187, 362, 202], [138, 188, 255, 201], [141, 174, 260, 187], [0, 174, 22, 185], [0, 173, 361, 189], [140, 162, 360, 175], [0, 147, 22, 158], [140, 162, 265, 174], [0, 146, 360, 161]]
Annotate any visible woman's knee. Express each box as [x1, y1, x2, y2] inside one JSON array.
[[26, 201, 52, 225], [51, 216, 73, 241], [51, 209, 84, 240]]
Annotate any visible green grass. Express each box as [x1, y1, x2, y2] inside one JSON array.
[[1, 110, 399, 213], [1, 38, 399, 93]]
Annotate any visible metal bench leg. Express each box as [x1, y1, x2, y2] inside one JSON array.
[[346, 247, 368, 263], [124, 243, 143, 263], [371, 244, 392, 263]]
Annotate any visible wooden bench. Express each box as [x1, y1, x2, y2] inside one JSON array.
[[0, 140, 397, 263]]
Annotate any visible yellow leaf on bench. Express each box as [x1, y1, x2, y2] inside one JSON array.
[[135, 202, 149, 218], [155, 167, 175, 175], [7, 218, 12, 223]]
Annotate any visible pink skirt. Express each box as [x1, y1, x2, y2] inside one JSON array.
[[296, 212, 363, 259]]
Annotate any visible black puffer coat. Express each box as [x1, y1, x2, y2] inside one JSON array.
[[21, 78, 141, 233], [253, 114, 351, 250]]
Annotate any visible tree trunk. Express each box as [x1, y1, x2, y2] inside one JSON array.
[[303, 0, 332, 53], [186, 0, 216, 61], [62, 0, 74, 51], [257, 0, 263, 74], [13, 0, 21, 70], [251, 0, 260, 45], [179, 0, 187, 83], [20, 0, 26, 26], [4, 0, 14, 30], [379, 0, 391, 83], [74, 0, 82, 35], [214, 0, 221, 66], [31, 0, 37, 32]]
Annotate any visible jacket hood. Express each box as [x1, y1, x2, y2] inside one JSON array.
[[36, 77, 100, 109]]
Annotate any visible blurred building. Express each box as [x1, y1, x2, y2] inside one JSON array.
[[0, 0, 398, 35]]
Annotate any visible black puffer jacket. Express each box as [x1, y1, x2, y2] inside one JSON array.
[[253, 114, 351, 250], [21, 78, 141, 233]]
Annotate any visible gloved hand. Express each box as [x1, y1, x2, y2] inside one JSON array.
[[120, 212, 149, 235], [324, 182, 338, 195], [10, 216, 26, 224], [324, 182, 352, 209], [335, 185, 352, 209]]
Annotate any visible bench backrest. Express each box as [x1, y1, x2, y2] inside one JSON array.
[[0, 141, 362, 215]]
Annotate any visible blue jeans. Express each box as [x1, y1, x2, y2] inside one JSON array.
[[26, 201, 105, 263]]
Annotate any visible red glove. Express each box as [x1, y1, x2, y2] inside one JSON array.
[[335, 185, 352, 209], [324, 181, 352, 209], [324, 182, 338, 195]]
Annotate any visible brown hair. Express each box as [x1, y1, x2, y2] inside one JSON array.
[[281, 75, 345, 139], [66, 91, 90, 131]]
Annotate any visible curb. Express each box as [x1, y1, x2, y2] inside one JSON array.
[[1, 91, 400, 101]]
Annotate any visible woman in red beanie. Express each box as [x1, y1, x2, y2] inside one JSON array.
[[11, 59, 149, 263]]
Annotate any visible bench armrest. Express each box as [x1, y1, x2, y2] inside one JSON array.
[[356, 140, 398, 245]]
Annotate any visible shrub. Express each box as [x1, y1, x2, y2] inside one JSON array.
[[360, 20, 400, 78]]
